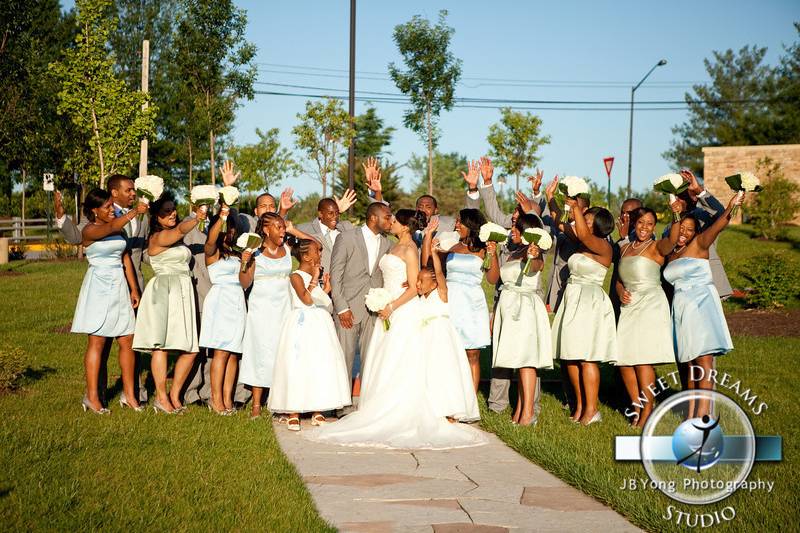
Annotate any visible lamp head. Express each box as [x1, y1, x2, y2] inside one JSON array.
[[657, 59, 667, 66]]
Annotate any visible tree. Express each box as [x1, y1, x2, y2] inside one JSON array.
[[50, 0, 155, 188], [227, 128, 300, 195], [172, 0, 256, 184], [409, 151, 467, 216], [486, 107, 550, 192], [771, 23, 800, 143], [748, 157, 800, 240], [389, 10, 462, 194], [293, 98, 355, 197]]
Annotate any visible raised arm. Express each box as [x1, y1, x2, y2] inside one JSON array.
[[81, 202, 147, 245], [239, 250, 255, 289], [363, 157, 384, 203], [569, 198, 611, 257], [289, 269, 319, 306], [420, 216, 440, 267], [430, 239, 448, 301], [204, 206, 229, 262], [285, 220, 316, 243], [484, 241, 501, 285], [697, 194, 742, 250], [149, 206, 206, 250], [656, 200, 683, 255]]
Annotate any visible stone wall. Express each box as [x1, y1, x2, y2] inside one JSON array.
[[702, 144, 800, 224]]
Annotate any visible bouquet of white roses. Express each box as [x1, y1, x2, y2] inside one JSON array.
[[724, 171, 762, 218], [653, 173, 690, 222], [233, 232, 262, 273], [133, 175, 164, 222], [435, 231, 460, 253], [515, 227, 552, 286], [478, 222, 508, 269], [365, 287, 393, 331], [556, 176, 591, 222], [218, 186, 240, 232], [190, 184, 218, 231]]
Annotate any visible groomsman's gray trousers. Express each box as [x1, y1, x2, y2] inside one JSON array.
[[488, 372, 542, 419]]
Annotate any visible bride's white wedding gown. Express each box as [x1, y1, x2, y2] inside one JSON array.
[[306, 253, 487, 449]]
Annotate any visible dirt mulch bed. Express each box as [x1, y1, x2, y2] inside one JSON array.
[[51, 322, 72, 334], [0, 270, 24, 277], [725, 309, 800, 337]]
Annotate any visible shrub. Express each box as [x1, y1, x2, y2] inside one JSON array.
[[747, 157, 800, 240], [0, 345, 27, 392], [739, 252, 800, 308]]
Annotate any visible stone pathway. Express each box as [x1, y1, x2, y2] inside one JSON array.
[[274, 422, 640, 532]]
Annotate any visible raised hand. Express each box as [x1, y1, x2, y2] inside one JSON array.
[[196, 204, 209, 221], [479, 157, 494, 185], [432, 237, 442, 252], [486, 241, 497, 256], [220, 160, 241, 187], [280, 187, 297, 212], [363, 157, 382, 193], [527, 169, 544, 195], [134, 201, 149, 216], [335, 189, 357, 213], [241, 249, 253, 265], [461, 160, 480, 189], [527, 242, 542, 259], [425, 215, 440, 235], [544, 175, 559, 201], [618, 211, 631, 237], [515, 190, 533, 213], [54, 190, 65, 219], [680, 168, 703, 197]]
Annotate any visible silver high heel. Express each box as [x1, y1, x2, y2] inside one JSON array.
[[119, 392, 144, 412], [582, 411, 603, 426], [82, 396, 110, 415], [152, 399, 175, 414]]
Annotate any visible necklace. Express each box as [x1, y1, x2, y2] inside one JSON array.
[[673, 244, 687, 256], [631, 237, 652, 250], [265, 244, 280, 255]]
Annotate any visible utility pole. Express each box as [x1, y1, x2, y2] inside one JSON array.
[[138, 39, 150, 177], [347, 0, 356, 190], [626, 59, 666, 195]]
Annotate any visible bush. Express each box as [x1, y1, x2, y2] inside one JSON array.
[[739, 252, 800, 308], [747, 157, 800, 240], [0, 345, 27, 392]]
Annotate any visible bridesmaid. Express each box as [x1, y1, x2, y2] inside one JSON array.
[[547, 185, 617, 426], [72, 188, 147, 414], [199, 205, 245, 415], [133, 193, 207, 414], [433, 208, 495, 392], [615, 206, 679, 428], [663, 194, 743, 419], [485, 213, 553, 426], [239, 212, 312, 419]]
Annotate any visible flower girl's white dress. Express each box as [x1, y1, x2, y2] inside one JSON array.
[[419, 289, 480, 422], [268, 270, 352, 414], [307, 254, 487, 449]]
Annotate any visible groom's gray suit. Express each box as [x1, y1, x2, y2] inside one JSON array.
[[330, 226, 392, 379]]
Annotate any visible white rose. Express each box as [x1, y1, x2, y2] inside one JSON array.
[[521, 227, 552, 251], [478, 222, 508, 243], [654, 173, 683, 190], [364, 288, 393, 312], [134, 175, 164, 203], [219, 186, 239, 206], [190, 184, 218, 203], [739, 172, 760, 192], [561, 176, 589, 197], [236, 232, 262, 250]]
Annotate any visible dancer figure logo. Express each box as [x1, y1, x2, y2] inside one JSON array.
[[673, 414, 724, 473]]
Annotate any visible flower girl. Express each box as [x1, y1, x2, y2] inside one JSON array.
[[417, 224, 480, 422], [268, 239, 352, 430]]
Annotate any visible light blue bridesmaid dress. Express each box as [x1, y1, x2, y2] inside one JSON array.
[[71, 234, 135, 337], [445, 252, 491, 349], [199, 256, 246, 353], [663, 257, 733, 363], [238, 247, 292, 388]]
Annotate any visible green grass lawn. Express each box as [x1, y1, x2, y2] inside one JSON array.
[[0, 260, 334, 531]]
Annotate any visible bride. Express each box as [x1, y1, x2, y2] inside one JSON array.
[[307, 209, 487, 450]]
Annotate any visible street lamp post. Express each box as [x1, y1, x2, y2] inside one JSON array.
[[626, 59, 667, 196]]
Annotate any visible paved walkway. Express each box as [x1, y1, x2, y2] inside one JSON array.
[[274, 421, 640, 532]]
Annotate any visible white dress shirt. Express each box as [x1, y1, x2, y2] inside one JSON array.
[[115, 203, 137, 236], [362, 225, 381, 274]]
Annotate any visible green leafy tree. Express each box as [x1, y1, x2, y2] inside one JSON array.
[[409, 151, 467, 216], [227, 128, 300, 195], [747, 157, 800, 240], [293, 98, 355, 197], [771, 23, 800, 143], [487, 107, 550, 192], [389, 10, 462, 194], [172, 0, 256, 184], [50, 0, 155, 188]]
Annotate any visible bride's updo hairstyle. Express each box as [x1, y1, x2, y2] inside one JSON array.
[[395, 208, 428, 233]]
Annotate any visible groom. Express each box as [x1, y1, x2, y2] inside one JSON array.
[[330, 202, 394, 388]]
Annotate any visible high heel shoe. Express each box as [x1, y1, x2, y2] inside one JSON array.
[[82, 396, 110, 415], [119, 392, 144, 412], [582, 411, 602, 426], [152, 399, 175, 414]]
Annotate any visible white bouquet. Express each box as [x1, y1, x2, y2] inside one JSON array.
[[517, 227, 552, 286], [133, 175, 164, 222], [218, 186, 240, 232], [478, 222, 508, 269], [556, 176, 591, 222], [435, 231, 460, 252], [725, 171, 762, 218], [653, 173, 690, 222], [234, 232, 262, 272], [190, 184, 218, 231], [365, 287, 393, 331]]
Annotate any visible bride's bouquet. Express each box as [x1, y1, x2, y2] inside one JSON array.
[[365, 287, 393, 331], [653, 173, 690, 222], [555, 176, 590, 222], [218, 186, 240, 232], [435, 231, 460, 253], [234, 232, 262, 273], [724, 171, 762, 218], [190, 184, 218, 231], [133, 175, 164, 222], [516, 228, 553, 286], [478, 222, 508, 269]]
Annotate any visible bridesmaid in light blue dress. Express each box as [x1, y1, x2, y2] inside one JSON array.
[[662, 193, 742, 419], [72, 188, 146, 414], [546, 189, 617, 426], [199, 207, 245, 415], [436, 208, 493, 392], [133, 194, 207, 414], [238, 212, 314, 419]]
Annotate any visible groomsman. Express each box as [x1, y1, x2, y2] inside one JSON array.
[[330, 202, 393, 394], [297, 191, 358, 272], [610, 198, 643, 320]]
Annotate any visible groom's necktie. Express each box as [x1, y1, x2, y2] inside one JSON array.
[[323, 228, 334, 250]]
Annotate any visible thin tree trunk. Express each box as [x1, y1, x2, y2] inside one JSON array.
[[516, 172, 520, 193], [21, 168, 26, 237], [322, 168, 327, 198], [209, 129, 216, 185], [90, 100, 105, 188], [426, 104, 433, 195], [188, 138, 194, 190]]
